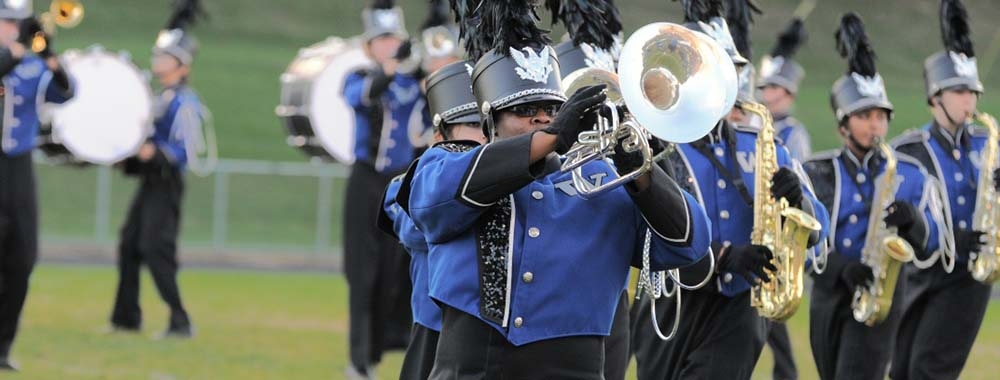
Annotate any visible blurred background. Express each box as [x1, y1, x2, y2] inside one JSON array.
[[18, 0, 1000, 379]]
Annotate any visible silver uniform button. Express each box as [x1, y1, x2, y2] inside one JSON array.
[[715, 147, 725, 157], [723, 273, 733, 283], [843, 239, 853, 248], [522, 272, 534, 283], [723, 240, 732, 247], [717, 179, 727, 189], [720, 210, 730, 220], [957, 196, 966, 205], [849, 214, 859, 224], [955, 172, 964, 182], [528, 227, 540, 238], [531, 191, 544, 200], [514, 317, 524, 328], [854, 194, 863, 202], [857, 173, 866, 183], [959, 220, 968, 229]]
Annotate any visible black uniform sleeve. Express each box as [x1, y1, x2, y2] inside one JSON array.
[[811, 251, 850, 290], [49, 65, 73, 99], [0, 47, 17, 78], [628, 165, 694, 246], [457, 133, 547, 207], [365, 66, 395, 104]]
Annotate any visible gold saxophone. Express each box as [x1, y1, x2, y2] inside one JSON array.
[[851, 139, 915, 326], [969, 112, 1000, 283], [743, 101, 822, 322]]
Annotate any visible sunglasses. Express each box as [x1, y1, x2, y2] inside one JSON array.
[[506, 103, 561, 118]]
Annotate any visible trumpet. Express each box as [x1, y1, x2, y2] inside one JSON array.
[[31, 0, 85, 53], [560, 22, 738, 198]]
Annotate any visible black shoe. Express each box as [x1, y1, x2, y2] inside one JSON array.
[[157, 325, 194, 340], [0, 357, 20, 371]]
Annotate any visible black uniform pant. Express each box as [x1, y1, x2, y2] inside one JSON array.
[[631, 286, 768, 380], [0, 154, 38, 357], [430, 306, 604, 380], [604, 290, 630, 380], [809, 277, 904, 380], [890, 264, 991, 380], [344, 163, 412, 372], [767, 322, 797, 380], [400, 324, 439, 380], [110, 172, 190, 331]]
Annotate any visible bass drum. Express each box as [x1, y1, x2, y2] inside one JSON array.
[[40, 46, 153, 165], [277, 36, 372, 163]]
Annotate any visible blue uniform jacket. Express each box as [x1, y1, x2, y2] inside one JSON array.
[[775, 115, 811, 163], [344, 69, 428, 174], [893, 122, 990, 264], [380, 174, 442, 331], [408, 136, 711, 346], [151, 85, 205, 171], [663, 123, 830, 297], [0, 55, 74, 156], [804, 148, 941, 266]]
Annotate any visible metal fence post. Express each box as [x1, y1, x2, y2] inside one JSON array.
[[315, 174, 333, 253], [212, 171, 229, 251], [94, 166, 112, 241]]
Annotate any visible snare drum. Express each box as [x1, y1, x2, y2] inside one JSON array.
[[41, 47, 153, 165], [277, 36, 372, 163]]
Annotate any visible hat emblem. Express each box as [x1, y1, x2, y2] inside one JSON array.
[[6, 0, 26, 9], [511, 46, 554, 84], [156, 29, 183, 49], [949, 51, 979, 78], [760, 56, 784, 79], [373, 9, 400, 30], [852, 72, 886, 100], [698, 17, 739, 59], [581, 43, 615, 72]]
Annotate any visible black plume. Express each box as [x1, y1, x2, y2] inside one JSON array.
[[677, 0, 725, 23], [771, 18, 807, 58], [835, 12, 877, 77], [547, 0, 622, 50], [478, 0, 551, 58], [371, 0, 395, 10], [421, 0, 452, 30], [725, 0, 760, 62], [941, 0, 974, 57], [451, 0, 485, 59], [166, 0, 206, 30]]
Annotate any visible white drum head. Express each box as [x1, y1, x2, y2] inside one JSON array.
[[50, 49, 153, 165], [310, 43, 371, 164]]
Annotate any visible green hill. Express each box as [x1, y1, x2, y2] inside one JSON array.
[[51, 0, 1000, 159]]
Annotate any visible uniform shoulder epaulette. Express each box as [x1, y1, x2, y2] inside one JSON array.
[[890, 129, 929, 148], [433, 139, 480, 153], [894, 151, 928, 173], [805, 149, 840, 163], [732, 124, 760, 135]]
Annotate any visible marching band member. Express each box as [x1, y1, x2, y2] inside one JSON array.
[[803, 13, 942, 380], [758, 18, 812, 162], [0, 0, 74, 370], [891, 1, 996, 378], [409, 0, 711, 377], [632, 1, 828, 378], [341, 0, 425, 376], [110, 0, 206, 340], [548, 1, 632, 378]]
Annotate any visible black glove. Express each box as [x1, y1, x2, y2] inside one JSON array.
[[17, 17, 51, 58], [770, 167, 804, 208], [540, 84, 607, 154], [717, 244, 778, 283], [610, 135, 645, 176], [884, 201, 917, 230], [993, 168, 1000, 191], [840, 261, 875, 290], [956, 229, 986, 258]]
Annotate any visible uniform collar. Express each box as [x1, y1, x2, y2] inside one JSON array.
[[699, 120, 734, 146], [930, 120, 971, 151], [841, 146, 881, 173]]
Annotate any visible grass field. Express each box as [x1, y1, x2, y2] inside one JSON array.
[[0, 264, 995, 379], [32, 0, 1000, 250]]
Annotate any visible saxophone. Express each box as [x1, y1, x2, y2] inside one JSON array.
[[969, 112, 1000, 283], [851, 139, 915, 326], [744, 101, 822, 322]]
